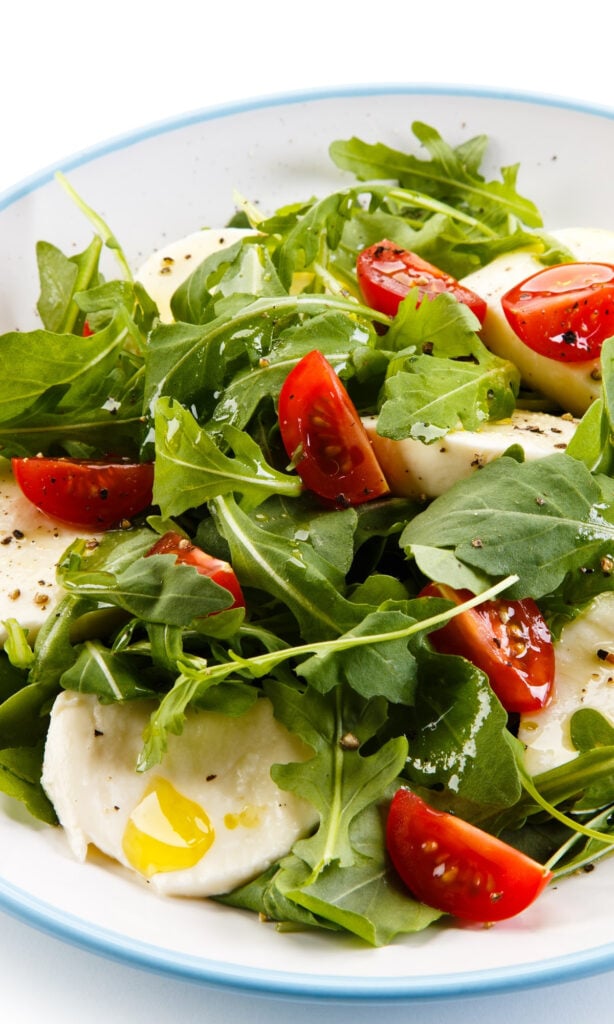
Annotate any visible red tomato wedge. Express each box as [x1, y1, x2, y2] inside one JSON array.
[[146, 531, 245, 609], [501, 261, 614, 362], [386, 789, 553, 923], [420, 582, 554, 713], [278, 349, 390, 507], [356, 239, 487, 322], [12, 457, 154, 529]]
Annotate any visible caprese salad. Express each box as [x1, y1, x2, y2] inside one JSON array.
[[3, 121, 614, 945]]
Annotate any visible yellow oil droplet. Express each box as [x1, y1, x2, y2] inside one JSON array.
[[223, 805, 263, 831], [122, 777, 214, 878]]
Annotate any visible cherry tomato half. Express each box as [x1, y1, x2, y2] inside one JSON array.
[[12, 457, 154, 529], [420, 582, 554, 713], [278, 349, 390, 507], [356, 239, 488, 323], [386, 789, 552, 923], [146, 531, 245, 609], [501, 261, 614, 362]]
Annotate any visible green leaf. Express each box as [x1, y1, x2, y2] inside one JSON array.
[[375, 291, 519, 441], [60, 641, 158, 702], [329, 122, 542, 229], [402, 453, 614, 598], [153, 397, 301, 515], [404, 646, 521, 807], [0, 743, 57, 824], [267, 680, 407, 873], [171, 239, 285, 325], [281, 804, 442, 945], [298, 608, 418, 703], [211, 495, 364, 642], [36, 236, 103, 334]]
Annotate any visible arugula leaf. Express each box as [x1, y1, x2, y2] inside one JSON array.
[[567, 337, 614, 474], [402, 453, 614, 599], [153, 397, 302, 515], [0, 744, 57, 824], [297, 607, 419, 703], [403, 646, 521, 807], [267, 680, 407, 873], [62, 548, 241, 626], [60, 641, 158, 702], [211, 494, 365, 641], [279, 804, 442, 945], [36, 237, 103, 334], [329, 121, 542, 229], [376, 292, 519, 440], [170, 239, 285, 324]]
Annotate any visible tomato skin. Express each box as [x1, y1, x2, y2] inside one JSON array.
[[146, 531, 245, 609], [420, 582, 554, 713], [386, 789, 552, 923], [501, 262, 614, 362], [11, 457, 154, 529], [278, 349, 390, 506], [356, 239, 487, 323]]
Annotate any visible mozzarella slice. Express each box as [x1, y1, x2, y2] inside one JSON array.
[[520, 593, 614, 775], [42, 692, 319, 897], [363, 409, 576, 499], [0, 459, 95, 642], [136, 227, 255, 322], [460, 228, 614, 416]]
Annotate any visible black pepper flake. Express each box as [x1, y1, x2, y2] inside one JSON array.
[[12, 529, 24, 539], [597, 649, 614, 664], [94, 729, 104, 737], [206, 774, 217, 781]]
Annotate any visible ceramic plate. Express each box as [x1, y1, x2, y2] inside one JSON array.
[[2, 86, 614, 1001]]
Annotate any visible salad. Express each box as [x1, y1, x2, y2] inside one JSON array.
[[3, 119, 614, 948]]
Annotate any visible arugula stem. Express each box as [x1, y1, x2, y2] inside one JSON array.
[[184, 574, 520, 689], [60, 234, 103, 334], [55, 172, 133, 281]]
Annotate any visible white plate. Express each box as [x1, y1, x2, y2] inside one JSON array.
[[2, 85, 614, 1002]]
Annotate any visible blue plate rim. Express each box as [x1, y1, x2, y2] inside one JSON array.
[[2, 81, 614, 1000], [1, 81, 614, 212], [2, 870, 614, 1002]]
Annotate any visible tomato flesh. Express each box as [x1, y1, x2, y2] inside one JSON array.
[[278, 349, 390, 506], [357, 239, 487, 323], [386, 789, 552, 922], [501, 261, 614, 362], [12, 457, 154, 529], [146, 531, 245, 609], [420, 582, 554, 713]]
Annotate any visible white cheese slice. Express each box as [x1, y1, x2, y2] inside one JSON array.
[[363, 409, 576, 499], [520, 592, 614, 775], [136, 227, 255, 323], [0, 459, 95, 643], [460, 228, 614, 416], [42, 692, 319, 897]]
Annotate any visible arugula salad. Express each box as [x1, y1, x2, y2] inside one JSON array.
[[3, 120, 614, 947]]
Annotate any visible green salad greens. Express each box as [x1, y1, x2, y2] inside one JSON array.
[[3, 121, 614, 947]]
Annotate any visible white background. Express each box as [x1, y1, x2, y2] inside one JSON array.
[[2, 1, 614, 1020]]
